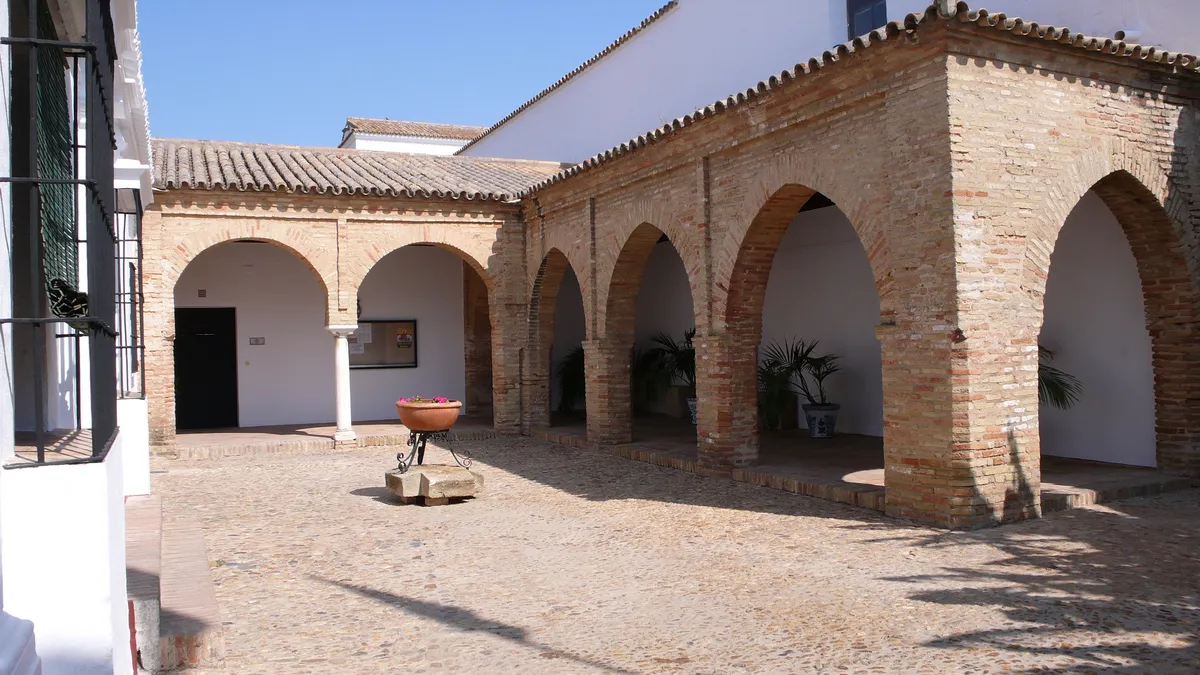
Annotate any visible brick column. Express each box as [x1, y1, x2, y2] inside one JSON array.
[[520, 344, 552, 432], [694, 332, 758, 475], [462, 267, 493, 417], [489, 302, 523, 435], [583, 337, 631, 444]]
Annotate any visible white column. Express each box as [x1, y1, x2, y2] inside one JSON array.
[[328, 325, 358, 442]]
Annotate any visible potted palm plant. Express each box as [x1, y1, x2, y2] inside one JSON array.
[[554, 345, 586, 414], [646, 328, 698, 424], [758, 340, 798, 432], [1039, 346, 1082, 409], [762, 338, 842, 439]]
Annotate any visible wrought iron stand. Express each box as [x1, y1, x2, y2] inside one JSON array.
[[396, 430, 473, 473]]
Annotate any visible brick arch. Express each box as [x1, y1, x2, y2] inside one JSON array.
[[601, 222, 695, 345], [596, 197, 704, 335], [523, 248, 588, 429], [714, 152, 892, 335], [342, 232, 494, 314], [1031, 146, 1200, 475], [166, 232, 336, 324]]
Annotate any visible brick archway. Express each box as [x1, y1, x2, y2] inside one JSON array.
[[1032, 162, 1200, 476], [523, 248, 587, 430], [587, 223, 696, 444], [699, 179, 888, 472], [713, 152, 892, 334], [148, 236, 335, 443], [595, 198, 704, 335]]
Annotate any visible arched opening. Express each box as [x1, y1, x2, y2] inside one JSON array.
[[355, 243, 493, 424], [716, 185, 884, 490], [591, 223, 696, 445], [528, 249, 586, 429], [173, 240, 331, 429], [1039, 171, 1200, 475]]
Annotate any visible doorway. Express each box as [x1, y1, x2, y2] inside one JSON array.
[[175, 307, 238, 429]]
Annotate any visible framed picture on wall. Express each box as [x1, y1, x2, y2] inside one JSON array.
[[349, 319, 418, 369]]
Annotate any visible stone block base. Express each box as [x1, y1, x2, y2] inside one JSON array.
[[385, 465, 483, 506]]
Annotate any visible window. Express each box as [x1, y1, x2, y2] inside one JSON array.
[[848, 0, 888, 39]]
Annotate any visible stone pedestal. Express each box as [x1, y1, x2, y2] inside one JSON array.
[[385, 465, 483, 506]]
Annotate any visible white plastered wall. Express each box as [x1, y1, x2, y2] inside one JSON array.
[[760, 207, 883, 436], [343, 133, 466, 155], [465, 0, 1200, 164], [353, 246, 467, 421], [632, 242, 696, 415], [1039, 191, 1156, 467], [174, 242, 470, 428]]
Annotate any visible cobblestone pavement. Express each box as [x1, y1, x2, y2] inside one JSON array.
[[153, 437, 1200, 674]]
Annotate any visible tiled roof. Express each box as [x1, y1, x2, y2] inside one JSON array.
[[524, 2, 1200, 196], [152, 138, 566, 201], [342, 118, 487, 141], [455, 1, 678, 155]]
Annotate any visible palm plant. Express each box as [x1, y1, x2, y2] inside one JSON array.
[[645, 328, 697, 395], [758, 340, 796, 432], [1038, 346, 1082, 410], [553, 345, 586, 413]]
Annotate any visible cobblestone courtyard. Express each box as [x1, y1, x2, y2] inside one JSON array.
[[154, 438, 1200, 674]]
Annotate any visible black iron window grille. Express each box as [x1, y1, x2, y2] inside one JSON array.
[[116, 187, 144, 399], [3, 0, 119, 466]]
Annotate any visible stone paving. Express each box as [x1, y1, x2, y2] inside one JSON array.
[[153, 437, 1200, 674]]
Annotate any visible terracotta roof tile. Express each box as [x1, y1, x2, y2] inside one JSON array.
[[343, 118, 487, 141], [456, 1, 678, 155], [153, 138, 566, 201], [524, 1, 1200, 196]]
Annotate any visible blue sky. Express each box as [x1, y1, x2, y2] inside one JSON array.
[[140, 0, 666, 147]]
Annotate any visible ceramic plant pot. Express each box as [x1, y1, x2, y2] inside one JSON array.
[[802, 403, 840, 439], [396, 400, 462, 432]]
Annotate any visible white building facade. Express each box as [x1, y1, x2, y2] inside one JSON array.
[[339, 117, 486, 155], [0, 0, 153, 673]]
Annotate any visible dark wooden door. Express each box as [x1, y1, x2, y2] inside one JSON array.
[[174, 307, 238, 429]]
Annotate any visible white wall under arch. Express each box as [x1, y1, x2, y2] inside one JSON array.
[[175, 242, 471, 428], [633, 241, 696, 415], [1039, 191, 1156, 467], [176, 241, 334, 428], [760, 206, 883, 437]]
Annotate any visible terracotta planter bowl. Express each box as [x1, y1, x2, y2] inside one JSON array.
[[396, 400, 462, 432]]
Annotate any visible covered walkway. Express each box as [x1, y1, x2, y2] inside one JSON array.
[[537, 417, 1195, 516]]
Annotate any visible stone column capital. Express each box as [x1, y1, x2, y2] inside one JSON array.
[[327, 324, 359, 338]]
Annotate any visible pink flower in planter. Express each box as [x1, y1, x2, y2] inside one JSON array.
[[434, 397, 449, 403], [397, 396, 453, 404]]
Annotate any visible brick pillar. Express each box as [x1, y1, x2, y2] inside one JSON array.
[[584, 337, 631, 444], [694, 332, 758, 475], [141, 210, 176, 446], [462, 266, 493, 418], [490, 302, 523, 435], [878, 306, 1042, 528], [520, 344, 551, 432]]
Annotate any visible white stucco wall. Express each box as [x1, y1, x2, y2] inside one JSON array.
[[176, 241, 334, 428], [761, 206, 883, 436], [548, 267, 585, 411], [0, 436, 132, 675], [352, 246, 467, 421], [464, 0, 1200, 164], [1040, 192, 1155, 467], [175, 242, 470, 427], [343, 133, 465, 155], [632, 242, 696, 414], [118, 398, 149, 495]]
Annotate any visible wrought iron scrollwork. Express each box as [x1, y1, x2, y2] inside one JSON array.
[[395, 430, 473, 473]]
